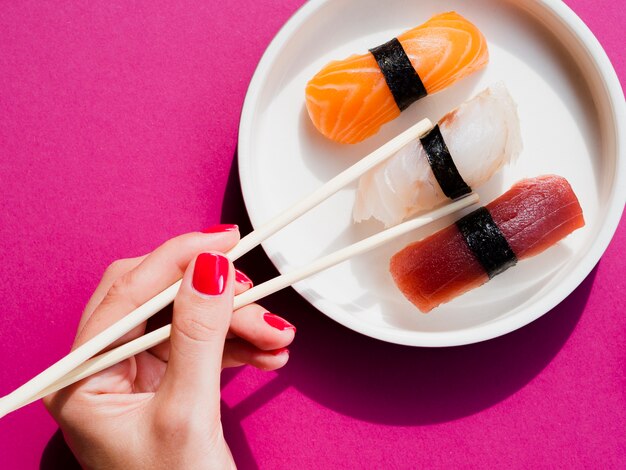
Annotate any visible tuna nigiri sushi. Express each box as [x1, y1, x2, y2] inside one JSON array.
[[390, 175, 585, 313], [305, 12, 489, 144], [354, 82, 522, 227]]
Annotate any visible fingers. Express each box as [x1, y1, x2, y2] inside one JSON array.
[[234, 269, 253, 293], [222, 341, 290, 371], [148, 302, 296, 370], [73, 227, 239, 349], [158, 252, 234, 413], [230, 304, 296, 350], [222, 305, 295, 370], [145, 270, 254, 362]]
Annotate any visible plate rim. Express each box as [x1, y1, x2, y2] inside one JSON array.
[[237, 0, 626, 347]]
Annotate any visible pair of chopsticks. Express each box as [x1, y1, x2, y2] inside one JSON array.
[[0, 118, 479, 418]]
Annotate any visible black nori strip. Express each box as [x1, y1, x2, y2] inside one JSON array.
[[456, 207, 518, 279], [420, 124, 472, 200], [369, 38, 427, 111]]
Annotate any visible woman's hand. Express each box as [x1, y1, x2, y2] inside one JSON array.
[[44, 226, 296, 469]]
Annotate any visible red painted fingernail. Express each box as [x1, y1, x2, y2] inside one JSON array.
[[235, 269, 253, 286], [193, 253, 229, 295], [263, 313, 296, 332], [201, 224, 238, 234], [271, 347, 289, 356]]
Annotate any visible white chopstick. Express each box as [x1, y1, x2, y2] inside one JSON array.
[[15, 193, 479, 411], [0, 118, 433, 418]]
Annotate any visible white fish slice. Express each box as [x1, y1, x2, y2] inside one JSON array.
[[353, 82, 523, 227]]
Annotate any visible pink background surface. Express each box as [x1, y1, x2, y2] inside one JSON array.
[[0, 1, 624, 468]]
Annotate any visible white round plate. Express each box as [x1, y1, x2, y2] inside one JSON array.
[[238, 0, 625, 346]]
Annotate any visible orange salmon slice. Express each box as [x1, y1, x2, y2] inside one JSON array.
[[305, 12, 489, 144]]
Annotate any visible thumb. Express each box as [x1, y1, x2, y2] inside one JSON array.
[[158, 252, 234, 412]]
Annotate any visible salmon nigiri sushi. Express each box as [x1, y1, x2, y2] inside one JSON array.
[[390, 175, 585, 312], [353, 82, 522, 227], [305, 12, 489, 144]]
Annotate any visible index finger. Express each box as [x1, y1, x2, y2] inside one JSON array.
[[76, 256, 146, 338]]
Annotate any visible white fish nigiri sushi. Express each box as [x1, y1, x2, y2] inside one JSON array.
[[353, 82, 522, 227]]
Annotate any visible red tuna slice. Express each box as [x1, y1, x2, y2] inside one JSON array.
[[389, 175, 585, 313]]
